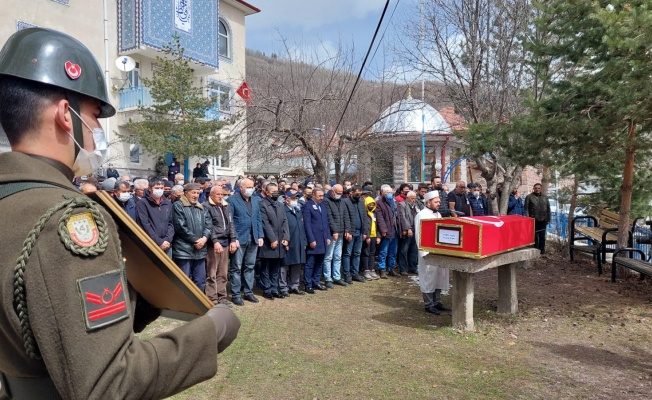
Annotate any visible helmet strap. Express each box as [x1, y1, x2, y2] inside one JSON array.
[[66, 91, 84, 159]]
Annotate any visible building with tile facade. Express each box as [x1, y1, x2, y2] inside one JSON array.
[[0, 0, 259, 179]]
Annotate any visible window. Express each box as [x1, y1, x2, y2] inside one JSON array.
[[218, 20, 230, 58], [127, 62, 140, 88], [217, 150, 230, 168], [129, 136, 141, 164], [406, 147, 435, 182], [207, 82, 232, 113], [450, 154, 461, 183]]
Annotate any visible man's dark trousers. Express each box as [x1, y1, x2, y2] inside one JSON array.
[[305, 254, 324, 289], [260, 258, 282, 296], [175, 258, 206, 292], [534, 221, 547, 254], [342, 234, 363, 277], [398, 236, 418, 273]]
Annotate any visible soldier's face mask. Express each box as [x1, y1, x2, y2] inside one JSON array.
[[66, 108, 108, 176]]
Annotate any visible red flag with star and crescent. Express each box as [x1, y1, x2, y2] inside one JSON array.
[[236, 81, 252, 105]]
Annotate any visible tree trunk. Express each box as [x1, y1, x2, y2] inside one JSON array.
[[567, 175, 579, 241], [541, 166, 551, 195], [617, 121, 636, 250], [313, 157, 328, 184]]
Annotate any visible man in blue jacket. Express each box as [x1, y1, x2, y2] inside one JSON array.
[[507, 185, 526, 216], [227, 178, 264, 306], [114, 180, 137, 220], [136, 177, 174, 257], [302, 188, 331, 293]]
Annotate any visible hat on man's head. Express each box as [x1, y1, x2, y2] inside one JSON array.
[[184, 183, 201, 191], [424, 190, 439, 202], [304, 178, 314, 186], [102, 177, 117, 191], [163, 181, 173, 188], [362, 185, 373, 194], [285, 189, 299, 198]]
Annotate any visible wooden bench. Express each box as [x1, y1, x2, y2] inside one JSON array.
[[570, 209, 632, 275], [611, 248, 652, 282]]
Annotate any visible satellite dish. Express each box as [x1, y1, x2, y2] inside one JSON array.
[[115, 56, 136, 72]]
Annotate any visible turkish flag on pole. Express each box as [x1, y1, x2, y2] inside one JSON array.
[[236, 81, 252, 105]]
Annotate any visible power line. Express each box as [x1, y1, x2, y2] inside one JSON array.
[[330, 0, 392, 144], [368, 0, 401, 70]]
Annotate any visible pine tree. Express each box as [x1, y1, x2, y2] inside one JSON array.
[[121, 34, 233, 171], [524, 0, 652, 247]]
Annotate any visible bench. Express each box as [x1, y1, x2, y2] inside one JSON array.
[[570, 209, 632, 275], [611, 248, 652, 282]]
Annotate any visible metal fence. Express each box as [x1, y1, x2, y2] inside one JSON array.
[[548, 212, 651, 261]]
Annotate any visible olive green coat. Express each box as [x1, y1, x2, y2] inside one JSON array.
[[0, 153, 218, 399]]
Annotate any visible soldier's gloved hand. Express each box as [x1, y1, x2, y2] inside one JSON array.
[[206, 305, 241, 353]]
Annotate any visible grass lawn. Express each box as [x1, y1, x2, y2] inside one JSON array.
[[140, 253, 652, 399]]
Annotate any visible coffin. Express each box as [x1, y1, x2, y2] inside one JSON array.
[[418, 215, 535, 259]]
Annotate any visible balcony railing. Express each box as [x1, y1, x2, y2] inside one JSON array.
[[119, 85, 153, 110], [119, 86, 225, 121]]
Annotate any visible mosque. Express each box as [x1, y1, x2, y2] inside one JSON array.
[[358, 89, 468, 186]]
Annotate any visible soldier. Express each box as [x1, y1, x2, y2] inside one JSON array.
[[0, 28, 240, 399]]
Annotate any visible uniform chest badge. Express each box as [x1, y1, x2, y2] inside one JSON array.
[[67, 212, 99, 247], [313, 204, 318, 210]]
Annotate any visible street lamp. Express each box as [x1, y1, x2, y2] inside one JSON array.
[[435, 162, 442, 174]]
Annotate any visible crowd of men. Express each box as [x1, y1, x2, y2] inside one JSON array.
[[80, 171, 550, 315]]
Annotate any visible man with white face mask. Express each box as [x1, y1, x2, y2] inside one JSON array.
[[136, 177, 174, 257], [0, 28, 240, 399], [114, 180, 137, 220], [467, 183, 486, 216]]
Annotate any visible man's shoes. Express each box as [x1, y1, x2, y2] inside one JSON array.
[[363, 271, 373, 281], [218, 300, 233, 308], [280, 291, 290, 297], [315, 284, 328, 291], [388, 269, 399, 277], [345, 275, 353, 284], [305, 287, 315, 294], [352, 274, 366, 283], [400, 271, 409, 276], [262, 293, 274, 300], [425, 306, 441, 315], [290, 288, 305, 295], [231, 297, 244, 306], [435, 303, 452, 312], [272, 292, 286, 299], [370, 271, 380, 280], [334, 279, 348, 287], [244, 294, 259, 303], [325, 281, 334, 289], [379, 270, 388, 279]]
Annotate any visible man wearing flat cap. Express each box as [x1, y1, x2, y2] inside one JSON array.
[[414, 190, 452, 315], [172, 182, 212, 291]]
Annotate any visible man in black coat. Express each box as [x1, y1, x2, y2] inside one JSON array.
[[342, 186, 371, 283], [136, 177, 174, 257], [203, 185, 238, 305], [280, 190, 307, 296], [322, 184, 351, 287], [259, 183, 290, 299]]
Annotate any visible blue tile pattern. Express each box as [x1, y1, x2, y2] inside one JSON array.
[[51, 0, 70, 5], [118, 0, 139, 52], [16, 20, 38, 31]]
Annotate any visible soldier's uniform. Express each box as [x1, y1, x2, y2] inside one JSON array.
[[0, 28, 228, 400]]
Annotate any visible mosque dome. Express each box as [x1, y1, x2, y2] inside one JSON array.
[[372, 91, 452, 135]]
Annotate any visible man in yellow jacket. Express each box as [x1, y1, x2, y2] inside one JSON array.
[[361, 187, 381, 280]]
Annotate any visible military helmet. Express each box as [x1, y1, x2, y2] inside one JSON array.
[[0, 27, 115, 118]]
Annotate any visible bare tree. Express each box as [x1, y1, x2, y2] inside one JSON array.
[[244, 36, 405, 183], [398, 0, 541, 213]]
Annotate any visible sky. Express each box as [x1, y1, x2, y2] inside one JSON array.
[[245, 0, 416, 80]]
